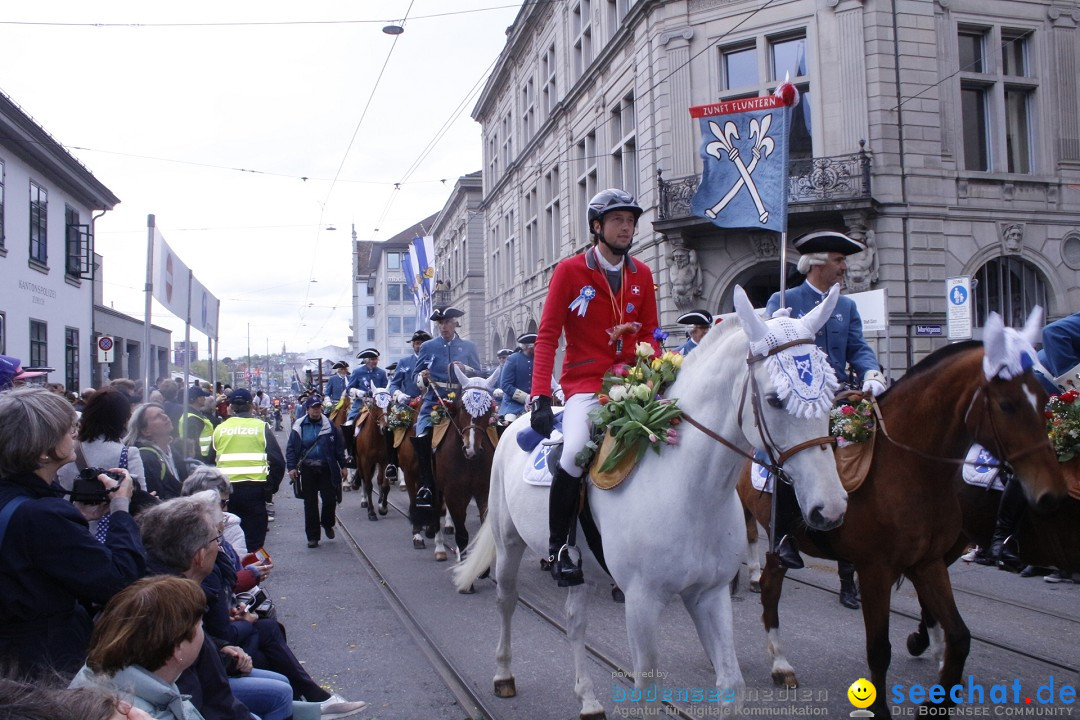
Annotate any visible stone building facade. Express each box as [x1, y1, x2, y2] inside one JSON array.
[[471, 0, 1080, 374]]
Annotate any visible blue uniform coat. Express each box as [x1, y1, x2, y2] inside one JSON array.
[[345, 365, 389, 421], [414, 334, 481, 435], [389, 353, 423, 398], [324, 373, 348, 404], [498, 351, 533, 416]]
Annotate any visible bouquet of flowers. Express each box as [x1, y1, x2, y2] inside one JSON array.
[[585, 342, 684, 473], [430, 392, 456, 426], [1046, 390, 1080, 462], [829, 397, 876, 447], [386, 402, 416, 429]]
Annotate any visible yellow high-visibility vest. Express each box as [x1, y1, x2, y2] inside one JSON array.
[[212, 417, 268, 483], [181, 412, 214, 456]]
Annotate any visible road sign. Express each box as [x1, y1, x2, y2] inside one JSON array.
[[916, 325, 943, 336], [97, 336, 114, 363], [946, 277, 972, 340]]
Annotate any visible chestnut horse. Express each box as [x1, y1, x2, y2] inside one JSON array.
[[905, 462, 1080, 662], [353, 388, 393, 521], [737, 312, 1066, 719]]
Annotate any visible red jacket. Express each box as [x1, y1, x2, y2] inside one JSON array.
[[531, 247, 660, 398]]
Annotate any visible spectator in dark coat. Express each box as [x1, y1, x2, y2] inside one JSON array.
[[0, 386, 145, 677], [127, 403, 188, 500]]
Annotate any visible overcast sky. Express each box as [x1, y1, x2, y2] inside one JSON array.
[[0, 1, 520, 359]]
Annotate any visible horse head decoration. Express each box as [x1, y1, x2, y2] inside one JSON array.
[[451, 365, 500, 460], [453, 285, 848, 718]]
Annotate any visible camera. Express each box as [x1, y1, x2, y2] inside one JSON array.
[[70, 467, 122, 504]]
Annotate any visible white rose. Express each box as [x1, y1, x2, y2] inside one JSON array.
[[608, 385, 629, 402], [635, 341, 655, 358]]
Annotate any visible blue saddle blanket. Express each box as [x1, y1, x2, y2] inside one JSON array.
[[515, 413, 564, 453]]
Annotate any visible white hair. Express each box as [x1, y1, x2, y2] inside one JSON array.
[[796, 252, 829, 275]]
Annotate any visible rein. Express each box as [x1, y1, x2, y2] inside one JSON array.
[[681, 338, 835, 479], [429, 383, 496, 452]]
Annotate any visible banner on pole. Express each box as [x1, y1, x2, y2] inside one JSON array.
[[151, 227, 191, 320], [689, 95, 792, 232], [411, 236, 435, 322], [190, 276, 220, 338]]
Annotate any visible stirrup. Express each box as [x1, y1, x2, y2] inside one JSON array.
[[551, 544, 584, 587], [773, 534, 804, 570], [385, 464, 398, 480], [416, 487, 433, 509]]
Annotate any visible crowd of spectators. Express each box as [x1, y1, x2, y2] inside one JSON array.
[[0, 364, 367, 720]]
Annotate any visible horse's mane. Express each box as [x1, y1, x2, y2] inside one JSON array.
[[886, 340, 982, 393]]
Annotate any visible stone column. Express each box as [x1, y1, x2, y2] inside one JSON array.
[[660, 28, 695, 177]]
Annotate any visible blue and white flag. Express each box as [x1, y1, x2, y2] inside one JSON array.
[[689, 95, 792, 232], [411, 235, 436, 323]]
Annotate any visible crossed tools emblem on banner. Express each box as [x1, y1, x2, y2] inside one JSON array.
[[703, 114, 776, 224]]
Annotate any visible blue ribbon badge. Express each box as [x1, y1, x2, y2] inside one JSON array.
[[569, 285, 596, 317]]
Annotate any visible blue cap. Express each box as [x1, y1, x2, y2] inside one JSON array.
[[230, 388, 253, 405]]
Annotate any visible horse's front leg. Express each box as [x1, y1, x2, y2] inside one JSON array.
[[857, 563, 896, 719], [759, 552, 796, 687], [744, 505, 762, 593], [433, 501, 448, 561], [681, 583, 745, 711], [565, 583, 605, 719], [364, 465, 378, 521], [907, 561, 970, 709]]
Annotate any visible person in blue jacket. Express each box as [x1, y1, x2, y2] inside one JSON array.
[[385, 330, 431, 485], [323, 361, 349, 409], [763, 230, 887, 610], [498, 334, 536, 419], [675, 309, 714, 355], [412, 307, 481, 527], [344, 349, 388, 426], [286, 396, 348, 548]]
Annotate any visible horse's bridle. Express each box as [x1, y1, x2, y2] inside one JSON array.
[[680, 338, 836, 482], [428, 384, 496, 452]]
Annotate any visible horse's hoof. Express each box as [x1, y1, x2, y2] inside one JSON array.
[[378, 506, 388, 516], [435, 550, 447, 562], [906, 631, 929, 657], [611, 586, 625, 603], [580, 710, 606, 720], [458, 584, 475, 595], [771, 669, 798, 688], [360, 499, 368, 508], [413, 538, 425, 549], [494, 677, 516, 698], [750, 579, 762, 593], [367, 512, 378, 521]]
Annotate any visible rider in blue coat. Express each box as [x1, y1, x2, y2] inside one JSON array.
[[411, 307, 481, 526], [345, 348, 388, 425], [323, 360, 349, 408], [382, 330, 431, 484], [498, 334, 537, 418], [763, 230, 887, 609], [675, 309, 714, 356]]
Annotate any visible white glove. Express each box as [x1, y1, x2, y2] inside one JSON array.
[[861, 370, 887, 397], [493, 388, 504, 399], [552, 387, 565, 404], [348, 387, 363, 400], [512, 389, 529, 405], [393, 390, 409, 404], [416, 373, 428, 388]]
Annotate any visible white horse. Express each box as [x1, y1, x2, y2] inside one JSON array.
[[453, 285, 849, 718]]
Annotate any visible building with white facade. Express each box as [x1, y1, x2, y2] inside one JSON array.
[[473, 0, 1080, 374], [0, 91, 120, 391]]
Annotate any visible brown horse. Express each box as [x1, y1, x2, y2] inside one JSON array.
[[427, 367, 500, 564], [738, 318, 1066, 718], [353, 389, 393, 521], [905, 461, 1080, 661]]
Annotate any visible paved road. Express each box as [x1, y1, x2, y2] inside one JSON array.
[[259, 426, 1080, 719]]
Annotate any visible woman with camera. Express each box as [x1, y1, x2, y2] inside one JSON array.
[[57, 387, 145, 495], [70, 575, 207, 720], [0, 386, 146, 677]]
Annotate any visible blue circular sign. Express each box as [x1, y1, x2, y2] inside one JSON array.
[[949, 286, 968, 305]]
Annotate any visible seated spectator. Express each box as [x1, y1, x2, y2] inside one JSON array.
[[58, 387, 146, 494], [70, 576, 208, 720], [0, 676, 153, 720], [0, 386, 145, 677], [127, 403, 188, 500]]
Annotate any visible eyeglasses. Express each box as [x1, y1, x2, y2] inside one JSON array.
[[219, 499, 229, 510], [207, 533, 223, 547]]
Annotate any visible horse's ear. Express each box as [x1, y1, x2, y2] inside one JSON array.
[[801, 284, 841, 335], [983, 311, 1006, 378], [452, 363, 470, 387], [484, 367, 501, 391], [1022, 305, 1043, 347], [733, 285, 768, 343]]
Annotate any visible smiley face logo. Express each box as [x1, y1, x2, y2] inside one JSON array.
[[847, 678, 876, 709]]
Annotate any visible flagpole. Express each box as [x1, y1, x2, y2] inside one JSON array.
[[143, 215, 155, 401], [181, 269, 193, 433], [779, 231, 788, 310]]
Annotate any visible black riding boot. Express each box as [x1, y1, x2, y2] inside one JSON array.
[[385, 430, 399, 483], [548, 465, 584, 587], [410, 434, 436, 528], [989, 476, 1026, 573], [771, 479, 805, 570], [838, 560, 859, 609]]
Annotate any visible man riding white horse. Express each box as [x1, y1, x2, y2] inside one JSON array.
[[530, 188, 660, 586]]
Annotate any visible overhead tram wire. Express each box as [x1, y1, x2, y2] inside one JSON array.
[[297, 0, 417, 339]]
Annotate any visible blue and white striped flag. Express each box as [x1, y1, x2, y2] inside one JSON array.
[[689, 94, 793, 233], [412, 235, 435, 323]]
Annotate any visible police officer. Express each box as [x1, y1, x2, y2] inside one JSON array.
[[764, 229, 887, 610], [498, 335, 537, 419], [324, 360, 350, 408], [530, 189, 660, 586], [675, 309, 714, 355], [180, 385, 216, 464], [212, 388, 286, 552], [412, 307, 481, 527], [344, 349, 389, 426], [385, 330, 432, 485]]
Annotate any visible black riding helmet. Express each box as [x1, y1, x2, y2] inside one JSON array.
[[588, 189, 643, 257]]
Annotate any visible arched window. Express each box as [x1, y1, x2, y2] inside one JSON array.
[[720, 262, 798, 311], [973, 256, 1049, 328], [504, 328, 517, 350]]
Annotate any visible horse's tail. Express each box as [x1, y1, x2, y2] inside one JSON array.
[[452, 517, 495, 592]]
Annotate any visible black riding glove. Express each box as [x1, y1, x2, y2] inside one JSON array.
[[530, 395, 554, 438]]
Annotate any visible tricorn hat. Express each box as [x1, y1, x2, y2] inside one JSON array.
[[409, 330, 433, 343], [331, 360, 349, 370], [497, 348, 513, 358], [792, 230, 866, 256], [429, 306, 464, 322], [516, 333, 538, 345], [676, 310, 713, 327], [356, 348, 380, 360]]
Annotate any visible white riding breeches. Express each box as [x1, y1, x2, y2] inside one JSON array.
[[559, 393, 598, 477]]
